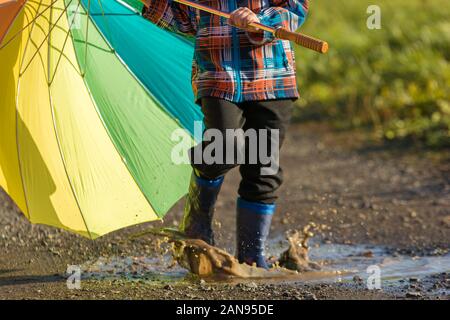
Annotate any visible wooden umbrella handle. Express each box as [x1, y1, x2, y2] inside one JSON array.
[[141, 0, 329, 53], [275, 28, 328, 53]]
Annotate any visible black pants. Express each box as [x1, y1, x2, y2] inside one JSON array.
[[190, 98, 293, 204]]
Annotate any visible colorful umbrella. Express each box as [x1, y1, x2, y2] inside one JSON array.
[[0, 0, 202, 238]]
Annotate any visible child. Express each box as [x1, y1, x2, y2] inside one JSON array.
[[143, 0, 308, 269]]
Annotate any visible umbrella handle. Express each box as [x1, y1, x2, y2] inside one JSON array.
[[274, 27, 328, 54], [141, 0, 328, 53]]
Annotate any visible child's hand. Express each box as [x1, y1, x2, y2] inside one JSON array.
[[228, 7, 260, 32]]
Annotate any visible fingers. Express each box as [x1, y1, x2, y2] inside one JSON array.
[[229, 7, 260, 31], [232, 9, 254, 28]]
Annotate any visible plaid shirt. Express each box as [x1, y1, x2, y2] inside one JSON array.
[[143, 0, 308, 103]]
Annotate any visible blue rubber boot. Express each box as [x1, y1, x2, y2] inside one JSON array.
[[236, 198, 275, 269], [179, 172, 224, 245]]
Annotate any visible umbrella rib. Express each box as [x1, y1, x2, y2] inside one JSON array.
[[84, 0, 201, 218], [17, 0, 44, 74], [81, 0, 90, 76], [82, 0, 180, 117], [13, 0, 48, 222], [0, 0, 61, 50], [63, 1, 161, 226], [19, 0, 75, 77], [47, 87, 93, 239], [116, 0, 197, 134], [48, 1, 82, 84], [95, 0, 114, 43], [86, 0, 193, 135], [47, 3, 92, 238], [47, 1, 52, 83]]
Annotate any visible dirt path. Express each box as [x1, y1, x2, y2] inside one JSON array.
[[0, 123, 449, 300]]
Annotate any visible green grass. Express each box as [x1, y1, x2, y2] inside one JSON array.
[[294, 0, 450, 148]]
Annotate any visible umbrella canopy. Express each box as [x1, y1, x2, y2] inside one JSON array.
[[0, 0, 202, 239]]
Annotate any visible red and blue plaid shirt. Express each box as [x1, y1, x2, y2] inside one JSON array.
[[143, 0, 308, 103]]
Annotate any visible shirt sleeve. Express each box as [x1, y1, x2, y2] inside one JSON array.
[[246, 0, 309, 46], [142, 0, 197, 36]]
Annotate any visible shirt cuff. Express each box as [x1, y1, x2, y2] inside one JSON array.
[[246, 12, 276, 45], [245, 29, 274, 45]]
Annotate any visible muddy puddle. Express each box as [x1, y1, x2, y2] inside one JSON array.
[[78, 234, 450, 296]]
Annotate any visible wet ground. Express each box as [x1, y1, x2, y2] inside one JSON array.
[[0, 123, 449, 300]]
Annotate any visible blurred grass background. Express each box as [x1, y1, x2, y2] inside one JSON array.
[[294, 0, 450, 148]]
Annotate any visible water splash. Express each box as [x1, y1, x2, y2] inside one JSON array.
[[78, 228, 449, 296]]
